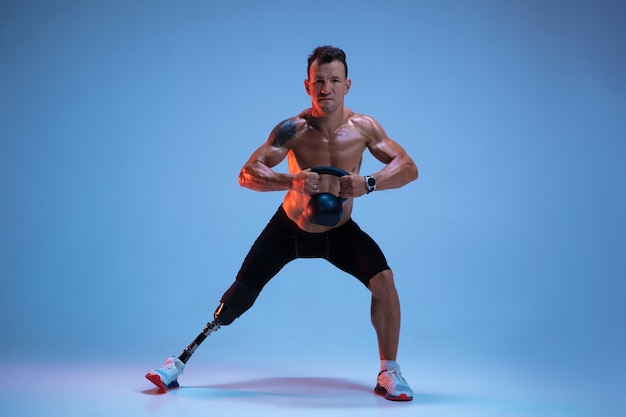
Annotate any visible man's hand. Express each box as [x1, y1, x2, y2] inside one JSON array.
[[292, 169, 321, 194], [338, 173, 368, 199]]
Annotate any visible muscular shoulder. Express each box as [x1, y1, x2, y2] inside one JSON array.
[[348, 113, 386, 142], [269, 116, 307, 148], [269, 118, 297, 147]]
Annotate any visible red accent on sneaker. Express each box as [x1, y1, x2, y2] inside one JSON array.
[[145, 372, 167, 391], [374, 385, 413, 401], [387, 393, 413, 401]]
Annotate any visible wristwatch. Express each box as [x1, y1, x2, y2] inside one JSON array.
[[364, 175, 376, 194]]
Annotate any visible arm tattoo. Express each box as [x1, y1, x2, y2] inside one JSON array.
[[271, 119, 296, 147]]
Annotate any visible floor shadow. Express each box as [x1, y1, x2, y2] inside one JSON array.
[[168, 376, 378, 408], [166, 376, 468, 408], [203, 376, 372, 395]]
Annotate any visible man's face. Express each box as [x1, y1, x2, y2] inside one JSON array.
[[305, 59, 351, 115]]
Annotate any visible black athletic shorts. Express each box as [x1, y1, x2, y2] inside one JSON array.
[[235, 205, 390, 292]]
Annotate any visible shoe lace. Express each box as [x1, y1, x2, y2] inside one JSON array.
[[387, 368, 408, 385], [163, 361, 182, 375]]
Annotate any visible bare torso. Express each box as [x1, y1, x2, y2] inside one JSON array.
[[283, 108, 368, 232]]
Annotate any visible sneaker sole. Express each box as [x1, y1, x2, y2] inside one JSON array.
[[146, 372, 180, 391], [375, 385, 413, 401]]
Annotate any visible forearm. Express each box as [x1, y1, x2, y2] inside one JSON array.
[[238, 161, 294, 192], [370, 156, 418, 191]]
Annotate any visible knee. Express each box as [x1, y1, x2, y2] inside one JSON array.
[[368, 269, 396, 296]]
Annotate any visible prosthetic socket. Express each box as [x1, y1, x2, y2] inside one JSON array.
[[179, 281, 259, 363]]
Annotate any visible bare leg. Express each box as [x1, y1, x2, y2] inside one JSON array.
[[368, 269, 401, 360]]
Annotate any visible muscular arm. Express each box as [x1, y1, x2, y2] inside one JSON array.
[[356, 115, 418, 192], [238, 119, 307, 192]]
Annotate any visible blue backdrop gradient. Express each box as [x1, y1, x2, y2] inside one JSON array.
[[1, 0, 624, 413]]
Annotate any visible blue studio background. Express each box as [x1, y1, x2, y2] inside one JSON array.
[[1, 0, 624, 408]]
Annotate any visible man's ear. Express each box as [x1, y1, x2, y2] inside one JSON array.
[[345, 78, 352, 94], [304, 79, 311, 96]]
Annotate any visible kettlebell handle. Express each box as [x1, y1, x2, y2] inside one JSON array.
[[310, 166, 349, 177], [310, 166, 348, 203]]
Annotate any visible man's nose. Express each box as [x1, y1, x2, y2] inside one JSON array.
[[320, 80, 331, 94]]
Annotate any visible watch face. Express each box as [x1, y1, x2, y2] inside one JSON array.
[[367, 177, 376, 187]]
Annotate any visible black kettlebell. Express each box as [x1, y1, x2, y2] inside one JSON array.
[[306, 166, 349, 226]]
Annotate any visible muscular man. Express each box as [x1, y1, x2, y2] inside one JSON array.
[[146, 45, 418, 401]]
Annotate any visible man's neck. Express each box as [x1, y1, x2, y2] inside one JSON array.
[[307, 107, 347, 135]]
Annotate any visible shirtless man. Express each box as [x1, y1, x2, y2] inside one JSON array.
[[146, 45, 418, 401]]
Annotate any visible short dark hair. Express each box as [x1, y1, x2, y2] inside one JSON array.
[[307, 45, 348, 78]]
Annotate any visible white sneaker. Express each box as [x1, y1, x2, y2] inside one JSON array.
[[145, 356, 185, 390], [375, 367, 413, 401]]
